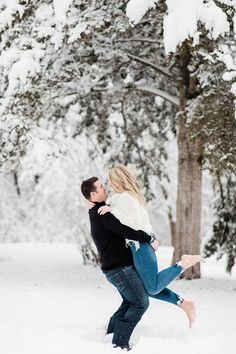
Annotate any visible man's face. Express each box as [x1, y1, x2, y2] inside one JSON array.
[[90, 179, 108, 202]]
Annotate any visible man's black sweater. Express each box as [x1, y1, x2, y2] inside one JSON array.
[[89, 201, 152, 271]]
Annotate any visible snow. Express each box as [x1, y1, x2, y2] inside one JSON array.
[[0, 243, 236, 354], [6, 51, 42, 96], [68, 22, 89, 42], [53, 0, 73, 25], [0, 0, 25, 30], [222, 71, 236, 81], [126, 0, 230, 54], [35, 3, 54, 21], [164, 0, 229, 53], [216, 44, 236, 98], [219, 0, 236, 7], [0, 47, 19, 68], [231, 81, 236, 95], [126, 0, 158, 25]]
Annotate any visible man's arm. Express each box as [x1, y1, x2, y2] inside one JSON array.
[[100, 212, 151, 243]]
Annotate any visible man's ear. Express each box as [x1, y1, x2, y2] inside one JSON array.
[[90, 192, 95, 202]]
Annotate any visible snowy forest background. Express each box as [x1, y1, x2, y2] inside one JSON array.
[[1, 0, 236, 277]]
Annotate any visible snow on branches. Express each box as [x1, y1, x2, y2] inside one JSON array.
[[126, 0, 230, 53]]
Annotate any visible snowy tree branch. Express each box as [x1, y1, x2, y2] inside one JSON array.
[[116, 38, 159, 44], [135, 84, 179, 107], [136, 16, 163, 25], [121, 98, 148, 187], [126, 53, 175, 80]]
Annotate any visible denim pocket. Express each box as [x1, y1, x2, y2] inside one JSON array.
[[122, 265, 134, 271], [105, 271, 125, 292]]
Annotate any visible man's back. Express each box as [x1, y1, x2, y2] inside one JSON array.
[[89, 201, 151, 271]]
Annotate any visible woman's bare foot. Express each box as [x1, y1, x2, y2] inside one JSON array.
[[180, 300, 196, 328], [181, 255, 203, 270]]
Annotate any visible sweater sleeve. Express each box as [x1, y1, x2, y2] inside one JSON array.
[[110, 192, 141, 231], [99, 212, 151, 243]]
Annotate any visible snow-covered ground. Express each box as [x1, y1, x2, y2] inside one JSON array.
[[0, 243, 235, 354]]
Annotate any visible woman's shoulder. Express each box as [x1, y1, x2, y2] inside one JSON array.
[[108, 191, 140, 207], [108, 191, 134, 202], [107, 193, 120, 205], [119, 191, 139, 205]]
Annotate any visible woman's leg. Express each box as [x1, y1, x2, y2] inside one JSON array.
[[130, 242, 183, 295], [129, 243, 197, 328], [150, 287, 196, 328], [150, 287, 183, 306]]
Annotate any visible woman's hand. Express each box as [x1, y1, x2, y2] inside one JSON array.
[[98, 205, 112, 215], [150, 239, 160, 251], [86, 200, 95, 209]]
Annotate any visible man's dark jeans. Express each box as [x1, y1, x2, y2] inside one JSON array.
[[103, 265, 149, 348]]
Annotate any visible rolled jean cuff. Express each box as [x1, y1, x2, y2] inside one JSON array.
[[177, 295, 184, 307], [176, 261, 185, 273]]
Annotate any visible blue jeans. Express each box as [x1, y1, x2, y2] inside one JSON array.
[[130, 242, 183, 303], [103, 265, 149, 348]]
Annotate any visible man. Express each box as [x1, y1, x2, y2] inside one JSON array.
[[81, 177, 158, 351]]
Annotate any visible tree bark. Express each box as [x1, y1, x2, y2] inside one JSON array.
[[168, 209, 176, 247], [172, 43, 203, 279], [13, 171, 20, 196]]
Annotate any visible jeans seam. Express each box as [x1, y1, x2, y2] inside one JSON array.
[[121, 268, 148, 306], [154, 265, 182, 292]]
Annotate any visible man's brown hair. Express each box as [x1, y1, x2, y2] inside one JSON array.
[[81, 177, 98, 200]]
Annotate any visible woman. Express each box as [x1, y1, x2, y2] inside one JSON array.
[[97, 165, 202, 328]]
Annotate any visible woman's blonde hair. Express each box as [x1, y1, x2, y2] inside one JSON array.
[[108, 165, 147, 208]]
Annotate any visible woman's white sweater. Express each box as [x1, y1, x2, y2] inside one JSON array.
[[107, 192, 154, 247]]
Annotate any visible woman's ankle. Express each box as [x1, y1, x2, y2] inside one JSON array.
[[176, 261, 185, 273]]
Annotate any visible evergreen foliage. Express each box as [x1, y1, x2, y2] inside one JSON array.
[[188, 61, 236, 175], [204, 174, 236, 273]]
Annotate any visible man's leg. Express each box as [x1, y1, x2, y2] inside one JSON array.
[[104, 265, 149, 349], [107, 292, 130, 334]]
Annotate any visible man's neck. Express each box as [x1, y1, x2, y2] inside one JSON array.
[[90, 198, 107, 203]]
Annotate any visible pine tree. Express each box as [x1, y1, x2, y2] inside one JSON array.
[[204, 174, 236, 273]]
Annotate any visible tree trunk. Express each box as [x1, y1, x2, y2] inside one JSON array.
[[13, 171, 20, 196], [168, 209, 176, 247], [173, 117, 203, 279], [172, 43, 203, 279]]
